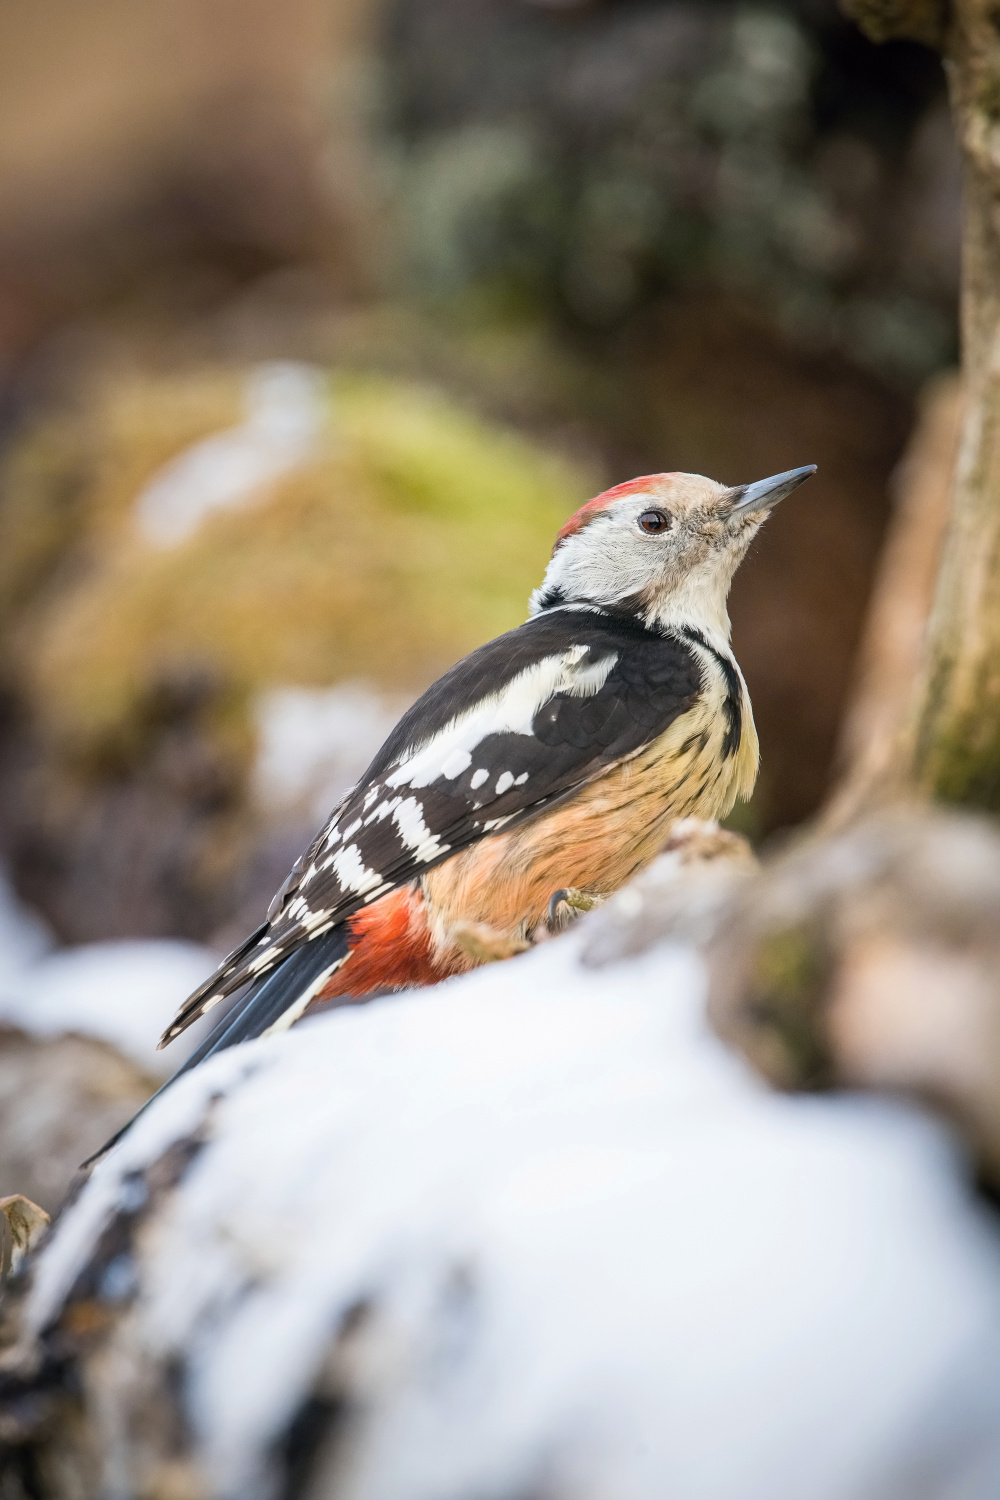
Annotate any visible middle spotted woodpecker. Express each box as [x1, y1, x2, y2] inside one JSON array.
[[90, 462, 814, 1156]]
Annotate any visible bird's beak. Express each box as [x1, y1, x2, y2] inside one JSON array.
[[727, 464, 817, 518]]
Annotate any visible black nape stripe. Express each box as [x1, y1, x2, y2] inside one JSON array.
[[534, 584, 567, 611], [679, 626, 742, 759]]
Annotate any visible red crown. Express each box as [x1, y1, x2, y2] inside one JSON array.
[[554, 474, 675, 552]]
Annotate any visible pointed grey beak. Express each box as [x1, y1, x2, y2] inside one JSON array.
[[728, 464, 817, 517]]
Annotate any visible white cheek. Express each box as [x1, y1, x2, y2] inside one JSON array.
[[555, 525, 659, 603]]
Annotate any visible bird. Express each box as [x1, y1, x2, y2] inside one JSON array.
[[85, 462, 814, 1163]]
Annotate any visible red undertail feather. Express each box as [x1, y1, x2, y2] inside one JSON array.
[[314, 886, 449, 1002]]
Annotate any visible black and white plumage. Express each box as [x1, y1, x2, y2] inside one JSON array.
[[96, 463, 815, 1158], [164, 609, 707, 1041]]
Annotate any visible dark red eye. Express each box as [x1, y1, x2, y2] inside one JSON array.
[[638, 509, 671, 534]]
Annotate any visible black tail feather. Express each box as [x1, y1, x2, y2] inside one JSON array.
[[80, 928, 351, 1169]]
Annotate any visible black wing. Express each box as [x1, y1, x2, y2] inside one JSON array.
[[162, 608, 703, 1043]]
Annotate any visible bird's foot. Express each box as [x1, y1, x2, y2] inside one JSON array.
[[545, 888, 604, 934], [451, 921, 531, 965]]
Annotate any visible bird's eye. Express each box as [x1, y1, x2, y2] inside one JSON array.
[[638, 509, 671, 534]]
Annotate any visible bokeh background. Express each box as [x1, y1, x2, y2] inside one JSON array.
[[0, 0, 960, 1161]]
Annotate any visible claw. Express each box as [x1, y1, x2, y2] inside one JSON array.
[[547, 888, 603, 931], [547, 889, 571, 926]]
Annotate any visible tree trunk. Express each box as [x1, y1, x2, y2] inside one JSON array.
[[843, 1, 1000, 813], [824, 375, 961, 827]]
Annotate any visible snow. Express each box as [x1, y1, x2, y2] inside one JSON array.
[[0, 863, 219, 1076], [0, 939, 221, 1076], [135, 362, 328, 547], [253, 681, 409, 820], [0, 864, 54, 980], [24, 930, 1000, 1499]]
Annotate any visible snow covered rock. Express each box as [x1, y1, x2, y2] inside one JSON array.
[[4, 929, 1000, 1500], [135, 363, 328, 548]]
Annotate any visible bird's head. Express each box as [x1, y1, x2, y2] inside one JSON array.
[[530, 466, 816, 640]]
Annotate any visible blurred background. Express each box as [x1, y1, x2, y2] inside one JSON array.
[[0, 0, 962, 1187]]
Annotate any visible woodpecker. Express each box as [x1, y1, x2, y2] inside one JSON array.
[[108, 464, 815, 1138]]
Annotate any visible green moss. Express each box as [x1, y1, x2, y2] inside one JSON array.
[[0, 365, 596, 775], [745, 921, 834, 1089], [0, 370, 245, 633], [916, 642, 1000, 813], [921, 712, 1000, 812]]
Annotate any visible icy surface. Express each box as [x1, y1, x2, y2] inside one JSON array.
[[254, 681, 409, 820], [26, 933, 1000, 1500], [135, 362, 328, 547]]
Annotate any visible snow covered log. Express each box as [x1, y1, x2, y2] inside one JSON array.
[[3, 825, 1000, 1500], [710, 808, 1000, 1185]]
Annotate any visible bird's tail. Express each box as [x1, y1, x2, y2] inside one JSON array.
[[80, 927, 351, 1169]]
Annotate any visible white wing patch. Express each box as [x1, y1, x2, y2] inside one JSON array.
[[441, 749, 473, 779], [385, 646, 618, 793], [391, 796, 451, 863], [330, 843, 387, 897]]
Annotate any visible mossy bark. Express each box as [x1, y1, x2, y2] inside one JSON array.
[[844, 1, 1000, 813], [824, 376, 961, 826], [914, 3, 1000, 808]]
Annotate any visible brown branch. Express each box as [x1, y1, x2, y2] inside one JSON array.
[[833, 2, 1000, 816], [824, 376, 962, 828], [907, 1, 1000, 811]]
